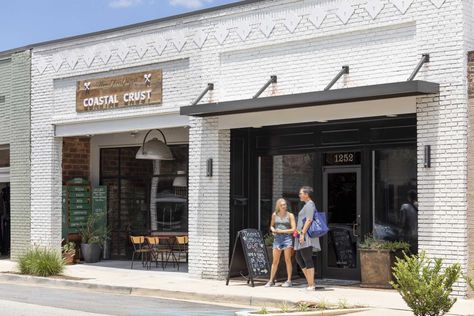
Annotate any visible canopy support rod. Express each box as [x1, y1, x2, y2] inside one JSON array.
[[192, 83, 214, 106], [407, 54, 430, 81], [253, 76, 277, 99], [324, 66, 350, 91]]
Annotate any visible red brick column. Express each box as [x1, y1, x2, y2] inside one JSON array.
[[62, 137, 90, 183]]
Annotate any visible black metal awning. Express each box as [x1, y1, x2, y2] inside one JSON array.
[[180, 80, 439, 117]]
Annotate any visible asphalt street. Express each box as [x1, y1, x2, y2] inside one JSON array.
[[0, 283, 250, 316]]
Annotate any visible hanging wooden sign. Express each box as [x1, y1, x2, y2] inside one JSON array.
[[226, 229, 270, 287], [76, 70, 163, 112]]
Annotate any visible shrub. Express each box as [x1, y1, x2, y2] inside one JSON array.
[[18, 247, 65, 277], [390, 251, 461, 316], [359, 236, 410, 252]]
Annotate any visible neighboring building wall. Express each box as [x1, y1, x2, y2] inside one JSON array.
[[29, 0, 469, 293], [467, 51, 474, 297], [0, 51, 31, 259], [62, 137, 90, 182]]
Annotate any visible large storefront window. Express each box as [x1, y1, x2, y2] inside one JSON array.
[[100, 145, 188, 259], [259, 154, 314, 236], [101, 147, 153, 258], [150, 145, 188, 233], [373, 147, 417, 252]]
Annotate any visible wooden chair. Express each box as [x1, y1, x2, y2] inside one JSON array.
[[145, 236, 170, 270], [170, 236, 188, 270], [130, 236, 151, 270]]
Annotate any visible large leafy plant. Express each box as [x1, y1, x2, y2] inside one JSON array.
[[79, 212, 109, 245], [391, 252, 461, 316]]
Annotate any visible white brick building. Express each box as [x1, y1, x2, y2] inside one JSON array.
[[17, 0, 474, 296]]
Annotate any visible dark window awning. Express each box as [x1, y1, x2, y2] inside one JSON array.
[[180, 80, 439, 117]]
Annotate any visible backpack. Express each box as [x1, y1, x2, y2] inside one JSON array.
[[305, 206, 329, 238]]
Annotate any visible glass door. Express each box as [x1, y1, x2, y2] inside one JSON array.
[[322, 167, 361, 280]]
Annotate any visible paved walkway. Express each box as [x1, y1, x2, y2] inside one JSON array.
[[0, 259, 473, 315]]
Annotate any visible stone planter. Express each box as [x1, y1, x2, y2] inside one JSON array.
[[266, 246, 299, 281], [81, 243, 102, 263], [360, 248, 403, 289]]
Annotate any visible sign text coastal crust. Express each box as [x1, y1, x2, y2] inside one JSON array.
[[76, 70, 163, 112]]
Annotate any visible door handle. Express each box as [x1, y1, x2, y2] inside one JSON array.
[[352, 223, 359, 237], [233, 198, 248, 206]]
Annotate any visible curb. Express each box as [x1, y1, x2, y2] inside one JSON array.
[[0, 273, 291, 307], [234, 309, 368, 316]]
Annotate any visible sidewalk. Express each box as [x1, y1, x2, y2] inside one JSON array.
[[0, 259, 473, 315]]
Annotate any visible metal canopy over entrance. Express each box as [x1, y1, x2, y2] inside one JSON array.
[[180, 80, 439, 117]]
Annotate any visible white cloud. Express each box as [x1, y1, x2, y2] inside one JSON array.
[[169, 0, 214, 9], [109, 0, 143, 8]]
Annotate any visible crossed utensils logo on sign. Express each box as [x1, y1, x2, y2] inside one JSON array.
[[144, 73, 152, 86], [84, 82, 91, 93]]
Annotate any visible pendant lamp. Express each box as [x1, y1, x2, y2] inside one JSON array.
[[136, 129, 174, 160]]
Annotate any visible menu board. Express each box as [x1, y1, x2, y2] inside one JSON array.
[[226, 229, 270, 287], [331, 228, 357, 268], [65, 178, 92, 234], [92, 186, 107, 229]]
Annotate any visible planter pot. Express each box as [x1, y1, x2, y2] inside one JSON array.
[[266, 246, 299, 281], [360, 248, 403, 289], [63, 252, 75, 265], [81, 243, 102, 263]]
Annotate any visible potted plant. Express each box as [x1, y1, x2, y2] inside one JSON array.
[[79, 212, 105, 263], [62, 241, 76, 265], [359, 236, 410, 288]]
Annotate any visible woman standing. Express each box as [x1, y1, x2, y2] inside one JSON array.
[[294, 186, 321, 291], [265, 198, 296, 288]]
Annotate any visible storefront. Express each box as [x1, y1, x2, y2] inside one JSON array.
[[228, 116, 417, 281], [19, 0, 474, 296]]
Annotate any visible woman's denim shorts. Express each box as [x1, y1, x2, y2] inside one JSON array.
[[273, 234, 293, 250]]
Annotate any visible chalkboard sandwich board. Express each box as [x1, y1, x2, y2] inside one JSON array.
[[226, 229, 270, 287]]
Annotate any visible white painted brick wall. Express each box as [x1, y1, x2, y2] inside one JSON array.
[[29, 0, 472, 294]]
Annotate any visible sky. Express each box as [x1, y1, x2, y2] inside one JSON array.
[[0, 0, 239, 52]]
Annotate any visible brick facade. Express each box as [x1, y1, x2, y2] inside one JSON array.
[[62, 137, 90, 182], [24, 0, 474, 295], [0, 50, 31, 259]]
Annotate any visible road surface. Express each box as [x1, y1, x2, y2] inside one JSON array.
[[0, 283, 249, 316]]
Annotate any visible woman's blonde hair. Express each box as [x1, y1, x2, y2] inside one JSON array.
[[274, 198, 288, 214]]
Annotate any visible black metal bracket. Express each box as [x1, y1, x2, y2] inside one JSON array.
[[408, 54, 430, 81], [253, 75, 277, 99], [324, 66, 349, 91], [192, 83, 214, 106]]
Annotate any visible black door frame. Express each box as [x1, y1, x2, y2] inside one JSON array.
[[322, 165, 362, 280]]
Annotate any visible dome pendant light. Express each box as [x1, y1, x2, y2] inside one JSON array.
[[136, 129, 174, 160]]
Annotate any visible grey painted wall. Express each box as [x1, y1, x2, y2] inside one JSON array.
[[0, 50, 31, 259]]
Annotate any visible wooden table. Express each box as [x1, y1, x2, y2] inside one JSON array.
[[149, 232, 188, 270]]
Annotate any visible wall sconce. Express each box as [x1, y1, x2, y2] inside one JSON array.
[[424, 145, 431, 168], [207, 158, 213, 177]]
